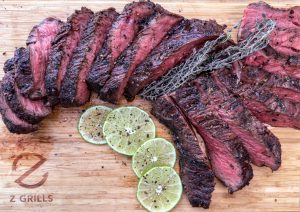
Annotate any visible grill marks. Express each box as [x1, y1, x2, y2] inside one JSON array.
[[172, 86, 253, 193], [125, 19, 226, 101], [213, 68, 300, 129], [25, 17, 64, 100], [45, 7, 94, 106], [99, 7, 183, 103], [152, 95, 214, 208], [59, 8, 119, 107], [87, 1, 156, 94], [194, 75, 281, 171]]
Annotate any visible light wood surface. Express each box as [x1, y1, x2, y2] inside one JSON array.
[[0, 0, 300, 211]]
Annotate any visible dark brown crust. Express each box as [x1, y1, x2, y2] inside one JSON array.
[[3, 58, 15, 73], [152, 95, 214, 208], [1, 72, 51, 124], [0, 86, 38, 134]]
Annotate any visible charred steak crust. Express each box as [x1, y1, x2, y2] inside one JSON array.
[[14, 48, 35, 96], [1, 71, 51, 124], [213, 68, 300, 129], [241, 66, 300, 102], [24, 17, 64, 100], [194, 74, 281, 171], [99, 6, 183, 104], [173, 86, 253, 193], [0, 84, 38, 134], [3, 58, 15, 73], [125, 19, 226, 101], [45, 7, 94, 106], [59, 8, 119, 107], [86, 1, 156, 94], [152, 95, 214, 208]]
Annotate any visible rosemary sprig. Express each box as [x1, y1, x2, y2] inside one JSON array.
[[140, 18, 276, 101]]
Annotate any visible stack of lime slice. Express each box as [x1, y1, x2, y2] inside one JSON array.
[[78, 106, 182, 211]]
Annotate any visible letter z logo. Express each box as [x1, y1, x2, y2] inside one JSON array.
[[12, 153, 48, 189]]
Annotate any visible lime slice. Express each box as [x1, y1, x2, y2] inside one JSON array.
[[132, 138, 176, 178], [103, 106, 156, 156], [137, 167, 182, 212], [78, 105, 112, 145]]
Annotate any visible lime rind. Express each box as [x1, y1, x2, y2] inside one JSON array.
[[103, 106, 156, 156], [132, 138, 176, 178], [137, 166, 183, 212], [78, 105, 112, 145]]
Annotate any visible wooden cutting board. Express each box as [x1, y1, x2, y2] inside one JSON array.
[[0, 0, 299, 211]]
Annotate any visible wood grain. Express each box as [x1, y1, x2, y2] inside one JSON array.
[[0, 0, 299, 211]]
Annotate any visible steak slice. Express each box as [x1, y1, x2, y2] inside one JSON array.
[[193, 75, 281, 171], [86, 1, 156, 93], [213, 68, 300, 129], [173, 86, 253, 193], [0, 86, 38, 134], [152, 95, 214, 208], [241, 66, 300, 102], [99, 6, 183, 104], [20, 17, 64, 100], [45, 7, 93, 106], [244, 49, 300, 79], [2, 69, 51, 124], [125, 19, 225, 101], [59, 8, 118, 107], [238, 2, 300, 57]]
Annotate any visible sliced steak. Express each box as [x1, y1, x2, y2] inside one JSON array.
[[0, 86, 38, 134], [241, 66, 300, 102], [45, 7, 93, 106], [193, 75, 281, 171], [213, 68, 300, 129], [59, 8, 118, 107], [238, 2, 300, 57], [19, 17, 64, 100], [99, 6, 183, 103], [2, 71, 51, 124], [125, 19, 225, 101], [173, 86, 253, 193], [152, 95, 214, 208], [244, 49, 300, 79], [86, 1, 156, 93]]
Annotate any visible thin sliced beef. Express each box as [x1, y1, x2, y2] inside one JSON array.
[[238, 2, 300, 56], [244, 49, 300, 79], [19, 17, 64, 100], [59, 9, 119, 107], [1, 71, 51, 124], [0, 87, 38, 134], [125, 19, 225, 101], [173, 86, 253, 193], [45, 8, 93, 106], [152, 95, 214, 208], [213, 68, 300, 129], [86, 1, 156, 93], [241, 66, 300, 102], [99, 6, 183, 103], [193, 75, 281, 171]]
